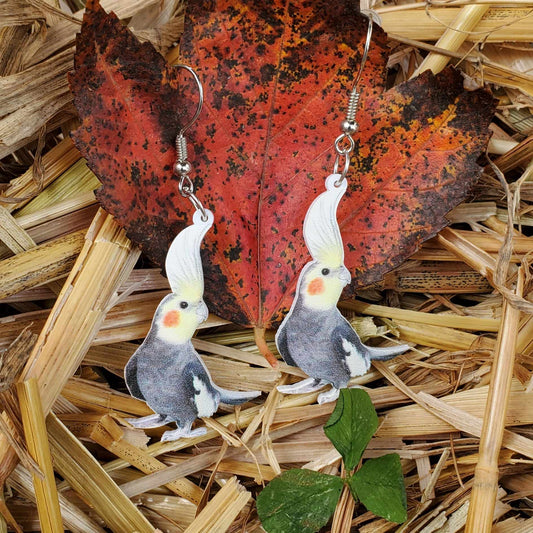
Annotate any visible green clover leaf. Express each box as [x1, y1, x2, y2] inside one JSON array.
[[324, 388, 378, 471], [256, 469, 344, 533], [348, 453, 407, 523]]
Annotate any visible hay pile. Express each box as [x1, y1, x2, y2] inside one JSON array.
[[0, 1, 532, 531]]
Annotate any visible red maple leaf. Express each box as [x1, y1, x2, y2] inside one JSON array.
[[70, 0, 496, 337]]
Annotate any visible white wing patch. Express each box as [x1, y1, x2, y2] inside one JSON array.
[[192, 376, 217, 417], [341, 338, 370, 377]]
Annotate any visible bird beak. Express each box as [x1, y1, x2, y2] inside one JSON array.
[[197, 301, 209, 323], [340, 266, 351, 286]]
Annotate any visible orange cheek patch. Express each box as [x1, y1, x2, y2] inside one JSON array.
[[307, 277, 325, 295], [163, 310, 180, 327]]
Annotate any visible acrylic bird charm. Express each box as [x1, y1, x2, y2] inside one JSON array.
[[125, 210, 261, 441], [275, 174, 410, 404]]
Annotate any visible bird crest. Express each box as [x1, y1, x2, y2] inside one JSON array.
[[303, 174, 347, 269], [165, 209, 214, 301]]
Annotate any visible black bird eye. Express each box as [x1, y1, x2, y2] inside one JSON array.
[[321, 268, 330, 276], [180, 301, 188, 309]]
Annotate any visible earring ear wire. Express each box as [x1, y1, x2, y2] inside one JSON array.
[[350, 14, 373, 94], [174, 64, 204, 136], [172, 63, 208, 221], [334, 14, 374, 185]]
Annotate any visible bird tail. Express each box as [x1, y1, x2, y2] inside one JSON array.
[[366, 343, 410, 361], [214, 386, 261, 405]]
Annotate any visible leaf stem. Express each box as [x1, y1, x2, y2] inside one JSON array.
[[331, 483, 356, 533], [253, 327, 279, 368]]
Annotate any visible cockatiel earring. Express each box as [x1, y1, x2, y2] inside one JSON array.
[[124, 65, 260, 442], [275, 17, 410, 405]]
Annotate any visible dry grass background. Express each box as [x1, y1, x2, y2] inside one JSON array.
[[0, 0, 533, 531]]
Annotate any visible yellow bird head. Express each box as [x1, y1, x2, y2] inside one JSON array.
[[297, 174, 350, 310], [299, 260, 351, 311], [154, 292, 208, 344], [153, 209, 213, 344]]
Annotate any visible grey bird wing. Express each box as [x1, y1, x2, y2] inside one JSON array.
[[181, 359, 220, 418], [332, 319, 366, 351], [275, 322, 298, 367], [331, 321, 371, 378], [332, 317, 409, 366], [124, 352, 146, 401]]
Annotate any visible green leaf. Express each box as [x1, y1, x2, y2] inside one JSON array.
[[323, 388, 378, 471], [256, 469, 344, 533], [348, 454, 407, 523]]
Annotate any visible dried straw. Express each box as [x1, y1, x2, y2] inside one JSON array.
[[0, 209, 139, 482], [1, 1, 533, 531], [466, 269, 525, 531], [184, 477, 251, 533], [47, 412, 154, 532], [90, 414, 203, 504], [413, 4, 490, 76], [8, 465, 105, 533], [378, 6, 533, 43], [16, 379, 63, 532]]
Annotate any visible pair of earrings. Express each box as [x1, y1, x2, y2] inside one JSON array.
[[125, 17, 409, 441]]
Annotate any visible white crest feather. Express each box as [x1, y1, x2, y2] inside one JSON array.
[[165, 209, 214, 297], [303, 174, 347, 267]]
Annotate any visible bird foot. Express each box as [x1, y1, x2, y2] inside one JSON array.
[[161, 426, 207, 442], [277, 378, 327, 394], [125, 414, 168, 429], [317, 387, 340, 405]]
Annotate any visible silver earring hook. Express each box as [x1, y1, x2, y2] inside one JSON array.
[[172, 63, 208, 221], [351, 14, 373, 93], [333, 14, 374, 186], [174, 64, 204, 136]]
